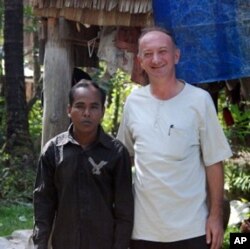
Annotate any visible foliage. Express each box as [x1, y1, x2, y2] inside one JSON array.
[[0, 99, 41, 203], [28, 99, 42, 155], [0, 154, 36, 202], [0, 96, 6, 147], [218, 89, 250, 148], [91, 62, 137, 136], [102, 69, 137, 136], [224, 104, 250, 147], [217, 88, 250, 201], [28, 100, 42, 138], [24, 4, 38, 33], [222, 225, 241, 249], [0, 203, 33, 236], [224, 152, 250, 200]]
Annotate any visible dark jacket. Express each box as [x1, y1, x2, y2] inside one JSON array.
[[33, 126, 134, 249]]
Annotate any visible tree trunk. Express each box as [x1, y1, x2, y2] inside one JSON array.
[[41, 17, 73, 146], [27, 29, 42, 112], [3, 0, 33, 165]]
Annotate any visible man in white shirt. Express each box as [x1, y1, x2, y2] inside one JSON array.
[[117, 27, 232, 249]]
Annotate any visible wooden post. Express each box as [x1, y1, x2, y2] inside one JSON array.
[[42, 17, 73, 146]]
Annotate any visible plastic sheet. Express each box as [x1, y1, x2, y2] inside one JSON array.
[[153, 0, 250, 83]]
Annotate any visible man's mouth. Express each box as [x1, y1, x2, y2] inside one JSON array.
[[151, 64, 164, 69], [81, 120, 92, 125]]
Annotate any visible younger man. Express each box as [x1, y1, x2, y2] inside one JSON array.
[[33, 80, 134, 249]]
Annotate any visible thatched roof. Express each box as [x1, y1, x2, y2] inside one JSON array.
[[32, 0, 154, 27]]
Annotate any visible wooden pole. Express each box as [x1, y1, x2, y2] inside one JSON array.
[[42, 17, 73, 146]]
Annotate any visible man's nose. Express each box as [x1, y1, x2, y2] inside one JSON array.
[[83, 108, 90, 117], [152, 53, 160, 63]]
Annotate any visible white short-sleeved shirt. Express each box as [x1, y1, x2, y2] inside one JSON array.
[[117, 83, 232, 242]]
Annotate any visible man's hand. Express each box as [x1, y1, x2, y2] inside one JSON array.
[[206, 214, 224, 249], [205, 162, 225, 249]]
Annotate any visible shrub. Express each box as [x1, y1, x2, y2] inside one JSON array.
[[0, 153, 36, 202], [224, 151, 250, 200]]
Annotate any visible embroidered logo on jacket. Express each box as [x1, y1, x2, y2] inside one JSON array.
[[88, 157, 107, 175]]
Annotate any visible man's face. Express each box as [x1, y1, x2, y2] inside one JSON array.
[[68, 85, 104, 136], [138, 31, 180, 79]]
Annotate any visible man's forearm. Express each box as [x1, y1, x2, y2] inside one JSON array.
[[206, 162, 224, 217]]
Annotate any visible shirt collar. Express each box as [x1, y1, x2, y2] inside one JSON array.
[[56, 123, 113, 149]]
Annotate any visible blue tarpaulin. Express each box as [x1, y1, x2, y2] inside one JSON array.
[[153, 0, 250, 83]]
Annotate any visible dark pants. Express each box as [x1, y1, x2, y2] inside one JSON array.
[[130, 235, 210, 249]]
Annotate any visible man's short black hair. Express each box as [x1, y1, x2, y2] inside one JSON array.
[[69, 80, 106, 108]]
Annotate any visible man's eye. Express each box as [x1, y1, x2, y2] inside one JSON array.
[[75, 105, 84, 109], [74, 105, 84, 111], [159, 50, 167, 54], [143, 52, 152, 58]]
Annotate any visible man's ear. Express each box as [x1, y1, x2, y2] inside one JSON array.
[[67, 105, 71, 118], [175, 48, 180, 65], [137, 54, 145, 70]]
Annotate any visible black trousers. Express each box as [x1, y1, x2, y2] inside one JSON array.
[[130, 235, 210, 249]]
